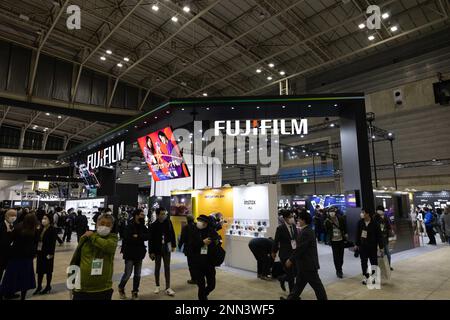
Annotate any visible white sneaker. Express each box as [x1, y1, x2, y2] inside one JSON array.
[[165, 288, 176, 296], [153, 286, 161, 294]]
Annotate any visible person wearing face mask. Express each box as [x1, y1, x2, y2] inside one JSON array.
[[324, 208, 348, 279], [271, 210, 298, 295], [69, 214, 118, 300], [282, 210, 327, 300], [355, 209, 384, 285], [0, 210, 17, 286], [118, 209, 150, 300], [34, 214, 57, 295], [187, 215, 220, 300], [374, 206, 394, 271], [149, 207, 176, 296]]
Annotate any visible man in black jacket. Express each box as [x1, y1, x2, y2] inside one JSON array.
[[0, 209, 17, 281], [272, 210, 297, 293], [284, 210, 327, 300], [187, 215, 220, 300], [248, 237, 274, 280], [324, 208, 348, 278], [149, 207, 176, 296], [355, 209, 384, 285], [178, 214, 196, 284], [74, 210, 89, 242], [118, 209, 149, 300]]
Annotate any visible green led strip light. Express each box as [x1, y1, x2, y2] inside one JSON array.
[[60, 95, 363, 159]]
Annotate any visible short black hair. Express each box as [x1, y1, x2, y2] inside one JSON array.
[[297, 211, 312, 224], [281, 209, 292, 219], [376, 205, 385, 211], [156, 207, 167, 216], [133, 208, 144, 217], [158, 131, 168, 141]]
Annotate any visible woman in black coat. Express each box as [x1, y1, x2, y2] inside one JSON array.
[[0, 213, 38, 300], [34, 213, 57, 295]]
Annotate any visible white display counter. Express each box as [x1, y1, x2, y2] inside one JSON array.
[[65, 197, 105, 230], [224, 184, 278, 272]]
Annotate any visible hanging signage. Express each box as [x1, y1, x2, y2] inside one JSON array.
[[86, 141, 125, 170], [214, 119, 308, 136]]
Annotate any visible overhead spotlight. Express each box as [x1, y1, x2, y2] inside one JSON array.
[[171, 16, 178, 22], [117, 63, 123, 67], [268, 63, 275, 68], [231, 107, 235, 110], [133, 166, 140, 171], [45, 112, 50, 116], [123, 57, 130, 62], [203, 93, 208, 97], [358, 23, 366, 29], [282, 105, 286, 109], [382, 12, 390, 19], [300, 135, 304, 138], [181, 108, 185, 111], [57, 115, 62, 119], [290, 147, 294, 150], [106, 49, 112, 55], [390, 25, 398, 32], [182, 6, 190, 13], [100, 56, 106, 61], [154, 116, 158, 119], [256, 68, 262, 73], [330, 123, 335, 128], [388, 132, 393, 137], [206, 107, 210, 110], [121, 171, 125, 175], [267, 76, 273, 80], [368, 35, 375, 41], [152, 4, 159, 11], [256, 106, 260, 109], [372, 135, 376, 139], [280, 149, 283, 153], [279, 71, 286, 76]]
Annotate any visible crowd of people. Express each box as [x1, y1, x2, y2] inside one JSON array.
[[0, 206, 225, 301], [1, 204, 449, 301]]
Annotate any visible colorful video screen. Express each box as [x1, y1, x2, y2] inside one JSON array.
[[170, 194, 192, 216], [78, 163, 100, 189], [137, 126, 190, 181]]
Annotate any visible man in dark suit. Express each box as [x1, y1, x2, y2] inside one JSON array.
[[272, 210, 298, 293], [178, 214, 197, 284], [0, 209, 17, 281], [283, 210, 328, 300], [248, 237, 274, 280]]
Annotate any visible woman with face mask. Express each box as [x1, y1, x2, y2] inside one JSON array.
[[34, 214, 57, 295], [69, 214, 118, 300], [148, 207, 177, 296], [118, 209, 150, 300]]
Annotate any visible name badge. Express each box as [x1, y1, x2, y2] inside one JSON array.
[[91, 258, 104, 276], [333, 229, 340, 237], [380, 225, 385, 231], [291, 240, 297, 250], [201, 245, 208, 255], [37, 241, 43, 251], [361, 230, 368, 239]]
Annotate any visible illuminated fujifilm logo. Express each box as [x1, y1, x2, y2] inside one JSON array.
[[86, 141, 125, 170], [214, 119, 308, 136]]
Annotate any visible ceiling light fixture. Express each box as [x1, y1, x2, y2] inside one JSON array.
[[57, 115, 62, 119], [267, 76, 273, 80], [45, 112, 50, 116], [358, 23, 366, 29], [279, 71, 286, 76], [171, 16, 178, 22], [117, 63, 123, 67], [256, 68, 262, 73], [123, 57, 130, 62], [390, 25, 398, 32], [368, 35, 375, 41], [100, 56, 106, 61], [106, 50, 112, 55], [133, 166, 140, 171], [152, 4, 159, 11], [182, 6, 190, 13], [382, 12, 390, 19], [268, 63, 274, 68], [203, 93, 208, 97]]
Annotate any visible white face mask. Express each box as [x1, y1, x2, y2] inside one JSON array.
[[42, 219, 49, 226], [197, 222, 206, 230], [7, 216, 16, 224], [329, 212, 336, 218], [97, 226, 111, 237], [377, 210, 384, 216], [360, 213, 365, 219]]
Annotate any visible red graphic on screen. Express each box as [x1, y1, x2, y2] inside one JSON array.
[[137, 127, 190, 181]]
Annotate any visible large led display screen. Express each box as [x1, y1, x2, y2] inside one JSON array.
[[137, 126, 190, 181]]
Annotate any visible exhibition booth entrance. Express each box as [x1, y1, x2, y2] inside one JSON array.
[[59, 94, 375, 271]]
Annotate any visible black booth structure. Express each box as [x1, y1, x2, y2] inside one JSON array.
[[59, 94, 373, 242]]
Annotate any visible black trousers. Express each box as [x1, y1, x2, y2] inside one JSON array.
[[331, 240, 345, 272], [280, 258, 296, 292], [426, 226, 436, 244], [186, 255, 195, 280], [63, 227, 72, 242], [72, 289, 113, 300], [193, 264, 216, 300], [359, 245, 378, 277], [288, 269, 328, 300]]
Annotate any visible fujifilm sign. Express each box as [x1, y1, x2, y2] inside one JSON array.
[[86, 141, 125, 170], [214, 119, 308, 136]]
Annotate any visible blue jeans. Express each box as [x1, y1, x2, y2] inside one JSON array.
[[118, 260, 143, 292]]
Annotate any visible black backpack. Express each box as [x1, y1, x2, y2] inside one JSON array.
[[56, 213, 65, 228], [213, 244, 226, 267]]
